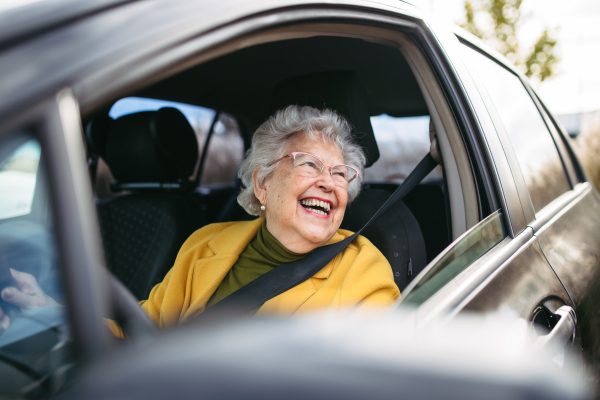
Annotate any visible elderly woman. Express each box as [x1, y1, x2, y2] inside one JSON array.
[[0, 105, 399, 334]]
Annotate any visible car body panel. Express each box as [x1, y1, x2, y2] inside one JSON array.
[[460, 236, 573, 317], [0, 0, 420, 119], [0, 0, 133, 49], [534, 184, 600, 380]]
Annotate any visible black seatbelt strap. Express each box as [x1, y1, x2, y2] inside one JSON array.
[[201, 153, 438, 318]]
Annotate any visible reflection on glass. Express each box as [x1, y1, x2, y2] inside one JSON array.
[[0, 140, 40, 219], [402, 211, 506, 307], [0, 134, 71, 398], [461, 46, 570, 212]]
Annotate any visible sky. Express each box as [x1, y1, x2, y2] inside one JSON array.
[[424, 0, 600, 116]]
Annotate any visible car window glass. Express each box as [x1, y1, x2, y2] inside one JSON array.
[[460, 46, 570, 212], [0, 132, 71, 399], [365, 115, 442, 183], [536, 100, 578, 185], [401, 211, 506, 307], [0, 139, 40, 219], [108, 97, 244, 187], [199, 113, 244, 187], [110, 96, 216, 131]]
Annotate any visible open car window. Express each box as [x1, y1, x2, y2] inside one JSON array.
[[83, 22, 481, 316], [366, 114, 442, 184], [0, 130, 72, 399]]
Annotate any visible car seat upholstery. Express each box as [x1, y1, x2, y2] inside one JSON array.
[[85, 114, 113, 186], [340, 188, 427, 290], [90, 108, 205, 300]]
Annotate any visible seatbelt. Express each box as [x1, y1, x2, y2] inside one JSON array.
[[201, 153, 438, 318]]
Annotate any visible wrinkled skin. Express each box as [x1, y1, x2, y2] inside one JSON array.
[[254, 133, 349, 254]]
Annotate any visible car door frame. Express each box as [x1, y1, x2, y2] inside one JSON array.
[[0, 0, 569, 360], [0, 91, 112, 362], [0, 0, 507, 366]]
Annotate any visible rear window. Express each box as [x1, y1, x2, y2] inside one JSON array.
[[460, 46, 570, 212], [108, 97, 244, 188], [365, 114, 442, 183]]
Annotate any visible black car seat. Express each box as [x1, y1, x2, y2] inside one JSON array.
[[340, 187, 427, 290], [270, 71, 428, 290], [88, 107, 205, 299]]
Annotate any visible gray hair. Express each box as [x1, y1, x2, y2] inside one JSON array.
[[238, 105, 366, 217]]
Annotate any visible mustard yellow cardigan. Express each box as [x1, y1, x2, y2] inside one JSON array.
[[109, 218, 399, 336]]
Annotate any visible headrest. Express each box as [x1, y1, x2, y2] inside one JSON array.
[[105, 107, 198, 184], [270, 71, 379, 167], [85, 114, 113, 159]]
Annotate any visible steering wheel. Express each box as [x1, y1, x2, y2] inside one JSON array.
[[108, 272, 158, 338]]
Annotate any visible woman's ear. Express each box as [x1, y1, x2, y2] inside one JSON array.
[[253, 168, 267, 205]]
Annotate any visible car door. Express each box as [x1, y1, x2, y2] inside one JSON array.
[[528, 103, 600, 382], [458, 35, 600, 353], [0, 91, 111, 398], [396, 25, 577, 360], [453, 36, 600, 379]]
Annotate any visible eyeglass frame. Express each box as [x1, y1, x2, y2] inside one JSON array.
[[267, 151, 360, 185]]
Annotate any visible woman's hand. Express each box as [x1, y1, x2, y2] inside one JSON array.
[[0, 268, 59, 330]]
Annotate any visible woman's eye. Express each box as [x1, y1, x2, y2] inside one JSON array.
[[302, 161, 318, 169]]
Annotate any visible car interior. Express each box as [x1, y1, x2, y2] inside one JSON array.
[[0, 21, 488, 399], [82, 23, 481, 300]]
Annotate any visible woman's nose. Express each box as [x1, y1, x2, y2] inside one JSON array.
[[316, 168, 336, 191]]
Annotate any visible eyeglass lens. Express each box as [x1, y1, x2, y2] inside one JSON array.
[[292, 153, 357, 184]]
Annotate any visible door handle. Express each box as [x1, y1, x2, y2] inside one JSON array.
[[534, 305, 576, 350]]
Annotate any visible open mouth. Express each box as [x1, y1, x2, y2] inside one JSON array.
[[300, 198, 331, 216]]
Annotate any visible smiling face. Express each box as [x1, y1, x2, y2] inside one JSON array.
[[253, 132, 349, 254]]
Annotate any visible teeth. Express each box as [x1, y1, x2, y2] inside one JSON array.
[[301, 199, 331, 211], [300, 199, 331, 215]]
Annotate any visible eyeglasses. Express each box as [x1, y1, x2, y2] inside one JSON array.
[[267, 152, 359, 186]]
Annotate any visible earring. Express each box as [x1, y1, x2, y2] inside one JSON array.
[[260, 204, 266, 211]]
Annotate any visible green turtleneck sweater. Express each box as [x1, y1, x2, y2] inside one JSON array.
[[206, 219, 306, 311]]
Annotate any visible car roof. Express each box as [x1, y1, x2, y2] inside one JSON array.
[[0, 0, 424, 121], [0, 0, 421, 49], [0, 0, 133, 50]]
